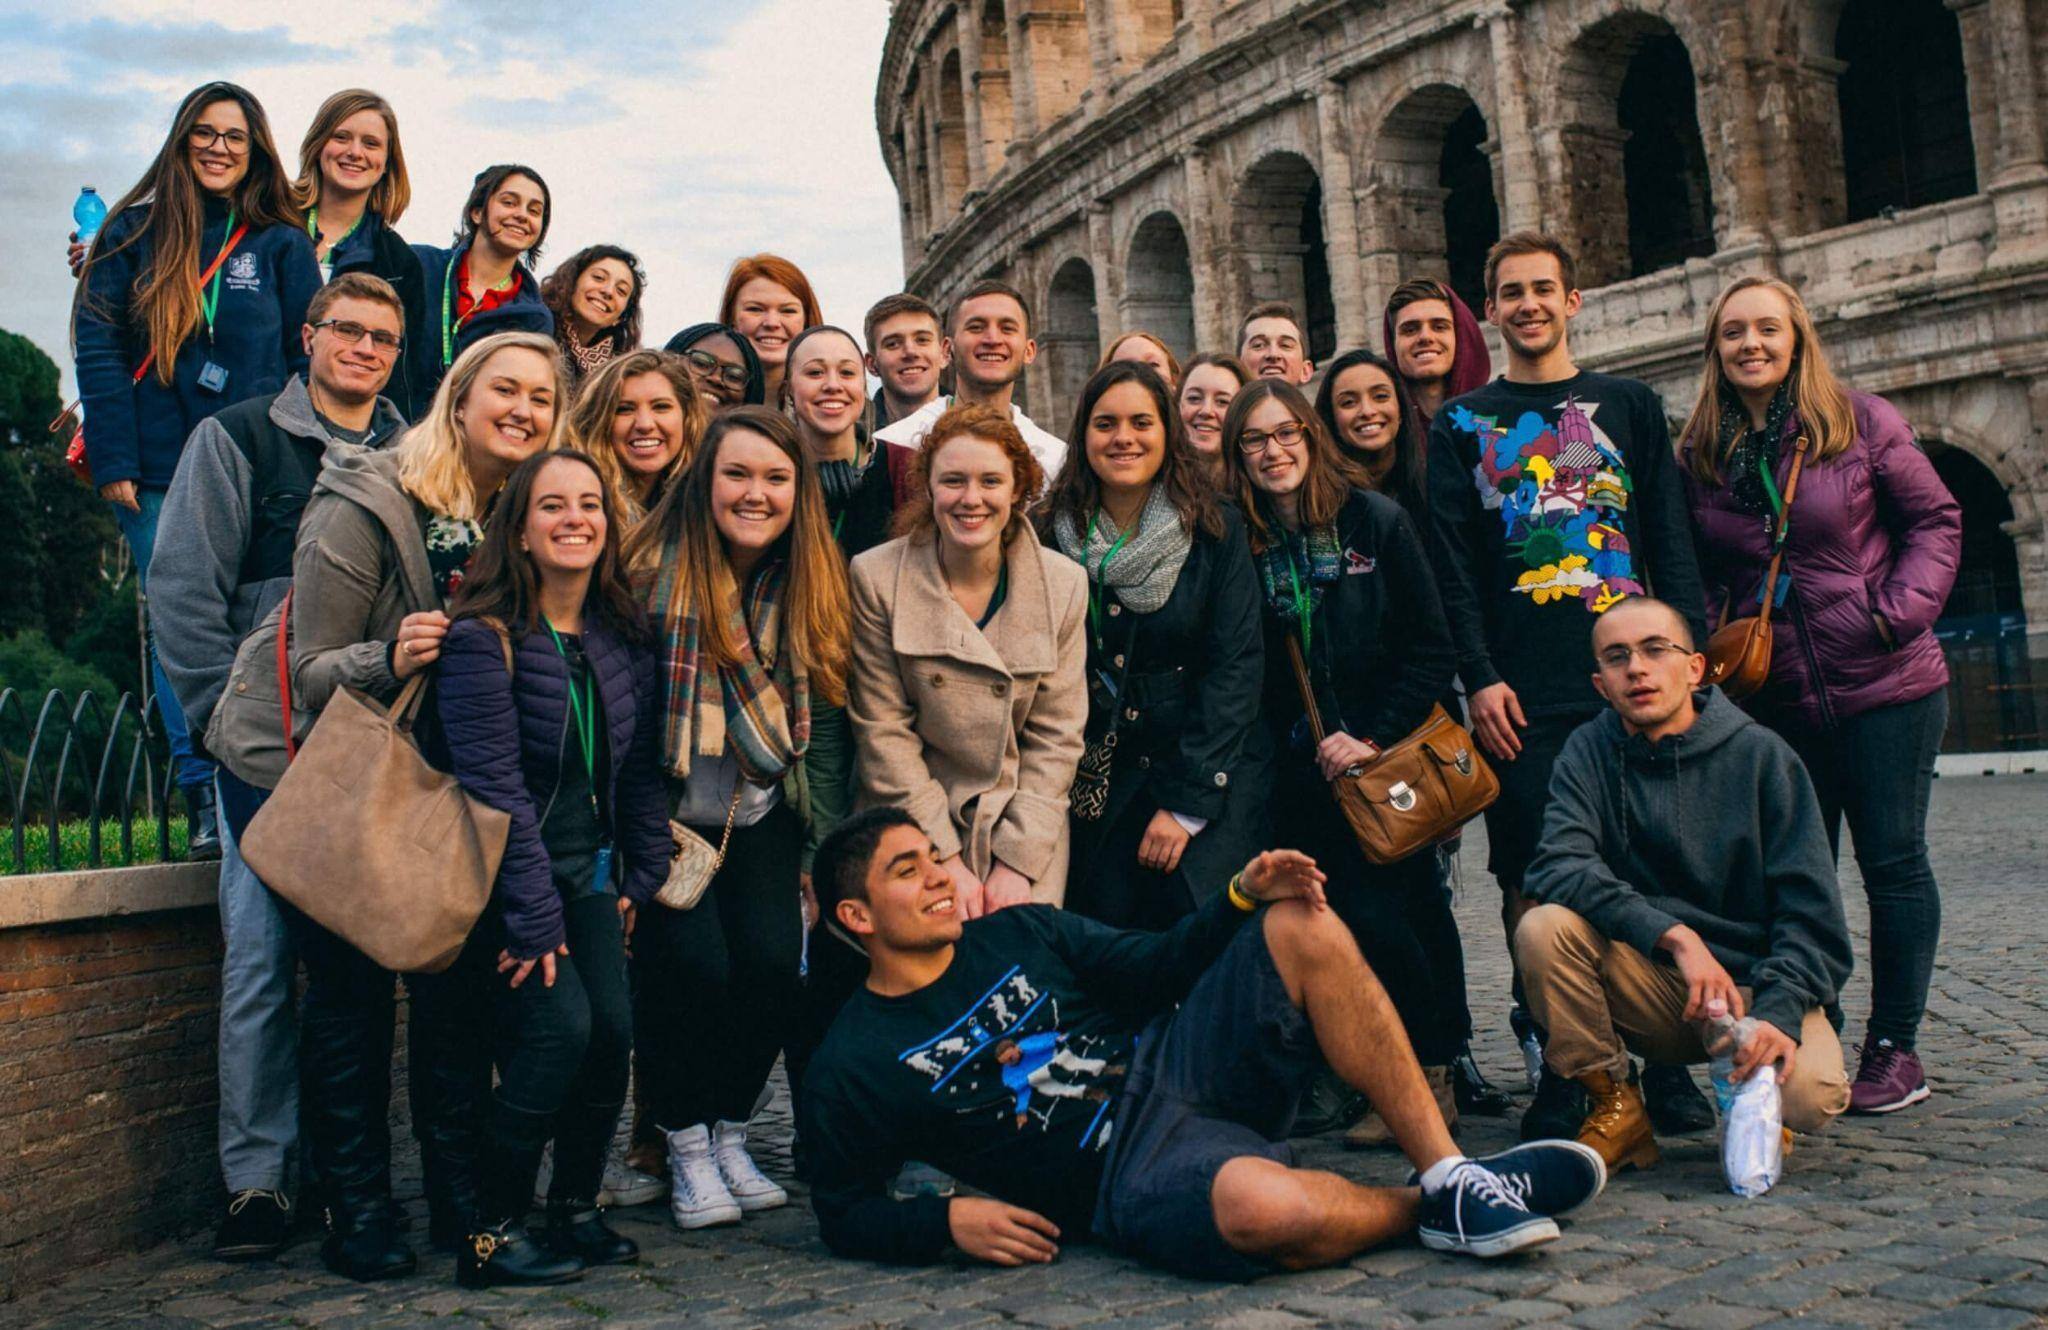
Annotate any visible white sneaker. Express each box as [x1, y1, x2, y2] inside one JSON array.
[[665, 1123, 742, 1229], [713, 1120, 788, 1212], [602, 1141, 666, 1208]]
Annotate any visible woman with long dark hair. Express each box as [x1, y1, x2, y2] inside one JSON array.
[[1315, 349, 1426, 523], [1035, 362, 1263, 928], [437, 450, 670, 1285], [74, 80, 321, 859], [291, 89, 430, 418], [411, 163, 554, 402], [541, 244, 646, 389], [621, 406, 851, 1230], [1680, 275, 1961, 1115], [1226, 378, 1465, 1144]]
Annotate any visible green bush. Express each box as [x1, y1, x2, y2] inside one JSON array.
[[6, 815, 189, 875]]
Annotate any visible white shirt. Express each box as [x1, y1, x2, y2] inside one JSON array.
[[873, 394, 1068, 487]]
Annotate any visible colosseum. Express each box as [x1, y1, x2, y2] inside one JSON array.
[[874, 0, 2047, 753]]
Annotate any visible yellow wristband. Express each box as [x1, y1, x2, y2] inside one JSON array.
[[1227, 873, 1257, 913]]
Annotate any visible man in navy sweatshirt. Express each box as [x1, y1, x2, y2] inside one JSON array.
[[799, 810, 1607, 1281], [1517, 597, 1853, 1174]]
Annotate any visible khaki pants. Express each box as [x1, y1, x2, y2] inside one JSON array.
[[1515, 904, 1850, 1133]]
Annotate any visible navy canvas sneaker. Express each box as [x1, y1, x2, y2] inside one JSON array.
[[1457, 1140, 1608, 1218], [1417, 1159, 1561, 1258]]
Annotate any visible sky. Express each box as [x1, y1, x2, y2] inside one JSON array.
[[0, 0, 906, 398]]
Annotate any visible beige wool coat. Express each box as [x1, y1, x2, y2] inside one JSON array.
[[848, 524, 1089, 904]]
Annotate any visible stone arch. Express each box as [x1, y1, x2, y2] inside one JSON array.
[[977, 0, 1015, 177], [1123, 211, 1197, 364], [1922, 435, 2036, 752], [1370, 82, 1501, 314], [937, 49, 971, 217], [1834, 0, 1977, 222], [1043, 256, 1102, 427], [1231, 150, 1337, 362], [1556, 10, 1717, 285]]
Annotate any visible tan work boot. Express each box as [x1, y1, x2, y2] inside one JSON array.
[[1342, 1066, 1458, 1149], [1575, 1067, 1660, 1172]]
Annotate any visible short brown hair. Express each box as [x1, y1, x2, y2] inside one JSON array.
[[947, 279, 1032, 336], [307, 272, 404, 329], [1385, 277, 1456, 327], [863, 292, 941, 349], [1236, 300, 1303, 351], [894, 402, 1047, 544], [1483, 232, 1577, 302]]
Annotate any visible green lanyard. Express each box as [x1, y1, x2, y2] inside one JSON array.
[[305, 206, 361, 260], [1285, 543, 1313, 657], [440, 249, 515, 370], [543, 623, 600, 814], [198, 209, 237, 342], [1083, 510, 1135, 646]]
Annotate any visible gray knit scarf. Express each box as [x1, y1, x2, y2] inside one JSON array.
[[1050, 485, 1192, 615]]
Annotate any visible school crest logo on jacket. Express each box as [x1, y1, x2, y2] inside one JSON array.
[[226, 251, 262, 292]]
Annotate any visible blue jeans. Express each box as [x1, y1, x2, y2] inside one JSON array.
[[112, 488, 213, 791], [214, 769, 299, 1193]]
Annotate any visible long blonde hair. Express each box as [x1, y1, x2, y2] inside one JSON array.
[[566, 350, 706, 524], [396, 331, 567, 521], [1680, 276, 1857, 485], [291, 89, 410, 224], [623, 407, 850, 704]]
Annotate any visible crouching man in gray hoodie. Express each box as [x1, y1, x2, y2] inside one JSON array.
[[151, 273, 409, 1260], [1515, 597, 1853, 1175]]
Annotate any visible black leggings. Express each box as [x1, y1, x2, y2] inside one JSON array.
[[633, 802, 805, 1130], [480, 891, 633, 1223]]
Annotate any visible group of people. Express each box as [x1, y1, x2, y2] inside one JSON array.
[[70, 81, 1963, 1288]]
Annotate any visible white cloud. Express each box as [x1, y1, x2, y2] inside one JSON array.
[[0, 0, 905, 397]]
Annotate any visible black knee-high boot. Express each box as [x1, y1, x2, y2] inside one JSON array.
[[457, 1101, 583, 1289]]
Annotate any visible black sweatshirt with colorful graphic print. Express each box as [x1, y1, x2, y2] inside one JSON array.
[[1426, 370, 1707, 717], [800, 891, 1249, 1264]]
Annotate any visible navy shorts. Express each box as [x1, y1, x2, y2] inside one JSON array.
[[1093, 916, 1321, 1281]]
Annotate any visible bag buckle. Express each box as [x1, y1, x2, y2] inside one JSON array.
[[1453, 748, 1473, 776], [1388, 781, 1416, 812]]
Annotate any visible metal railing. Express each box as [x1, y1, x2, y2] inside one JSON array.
[[0, 684, 170, 874]]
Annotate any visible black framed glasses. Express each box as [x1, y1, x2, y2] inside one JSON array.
[[188, 125, 251, 155], [683, 347, 749, 389], [1237, 421, 1306, 455], [313, 319, 403, 353]]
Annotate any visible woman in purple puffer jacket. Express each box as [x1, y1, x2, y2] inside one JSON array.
[[1679, 276, 1961, 1117]]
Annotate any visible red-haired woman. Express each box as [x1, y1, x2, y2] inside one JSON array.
[[718, 253, 822, 409]]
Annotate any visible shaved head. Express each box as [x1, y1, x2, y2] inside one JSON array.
[[1592, 596, 1694, 654]]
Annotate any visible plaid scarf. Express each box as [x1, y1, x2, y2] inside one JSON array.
[[651, 550, 809, 783], [1256, 523, 1343, 620]]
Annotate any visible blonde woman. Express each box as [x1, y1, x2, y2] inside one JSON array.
[[1099, 329, 1183, 391], [1680, 276, 1960, 1115], [289, 88, 428, 416], [568, 349, 705, 525], [228, 330, 562, 1281]]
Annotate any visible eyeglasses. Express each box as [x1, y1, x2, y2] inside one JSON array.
[[1596, 639, 1688, 670], [1236, 421, 1306, 455], [188, 125, 251, 155], [313, 319, 403, 353], [683, 348, 750, 389]]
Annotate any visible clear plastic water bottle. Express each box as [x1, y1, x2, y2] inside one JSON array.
[[73, 187, 108, 243], [1701, 998, 1784, 1196]]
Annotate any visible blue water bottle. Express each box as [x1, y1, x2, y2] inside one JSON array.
[[73, 187, 108, 243]]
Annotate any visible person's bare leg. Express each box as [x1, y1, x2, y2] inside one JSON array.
[[1262, 901, 1457, 1172], [1210, 1156, 1418, 1270]]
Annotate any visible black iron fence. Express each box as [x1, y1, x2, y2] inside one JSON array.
[[1937, 612, 2043, 753], [0, 683, 172, 874]]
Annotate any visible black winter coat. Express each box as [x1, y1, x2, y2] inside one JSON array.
[[1258, 490, 1456, 760], [324, 212, 430, 421], [436, 614, 672, 959], [1066, 503, 1266, 919]]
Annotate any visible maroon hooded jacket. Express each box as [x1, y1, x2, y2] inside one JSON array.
[[1381, 283, 1492, 428]]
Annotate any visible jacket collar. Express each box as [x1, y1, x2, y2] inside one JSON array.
[[268, 374, 405, 449], [889, 523, 1060, 678]]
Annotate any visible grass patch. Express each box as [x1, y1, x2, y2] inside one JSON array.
[[6, 815, 189, 875]]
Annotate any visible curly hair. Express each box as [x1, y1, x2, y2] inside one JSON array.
[[892, 403, 1046, 545], [541, 243, 646, 353]]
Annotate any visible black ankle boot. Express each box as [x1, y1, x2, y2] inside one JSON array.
[[186, 781, 222, 861], [1641, 1061, 1716, 1134], [1452, 1049, 1515, 1117], [1520, 1064, 1591, 1142], [456, 1221, 585, 1288], [544, 1203, 638, 1267], [321, 1197, 416, 1282]]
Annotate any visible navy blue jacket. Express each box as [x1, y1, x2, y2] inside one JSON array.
[[436, 613, 670, 958], [323, 211, 431, 421], [409, 242, 554, 404], [76, 200, 321, 489]]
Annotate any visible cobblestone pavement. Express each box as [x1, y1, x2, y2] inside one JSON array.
[[17, 775, 2048, 1329]]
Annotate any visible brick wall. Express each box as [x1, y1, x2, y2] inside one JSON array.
[[0, 867, 221, 1300]]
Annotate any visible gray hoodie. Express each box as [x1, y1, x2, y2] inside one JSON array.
[[1524, 686, 1853, 1042], [208, 444, 440, 789], [150, 375, 404, 740]]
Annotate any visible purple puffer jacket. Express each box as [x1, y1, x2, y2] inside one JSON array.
[[1684, 391, 1960, 732]]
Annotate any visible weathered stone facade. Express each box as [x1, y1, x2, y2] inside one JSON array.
[[877, 0, 2048, 741]]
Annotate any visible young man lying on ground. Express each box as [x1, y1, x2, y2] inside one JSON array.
[[799, 810, 1607, 1280], [1517, 597, 1853, 1172]]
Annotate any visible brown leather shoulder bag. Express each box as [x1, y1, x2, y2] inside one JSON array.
[[1704, 434, 1810, 700]]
